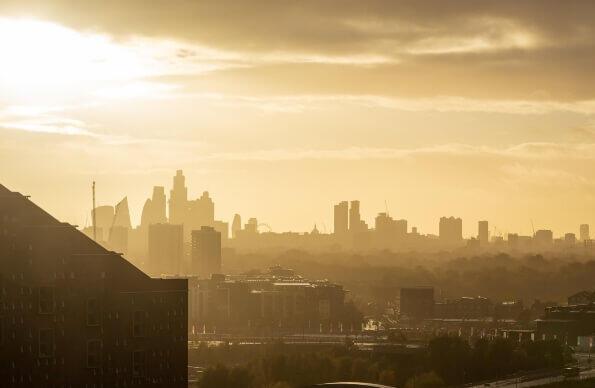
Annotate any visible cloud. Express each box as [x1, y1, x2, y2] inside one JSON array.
[[2, 1, 595, 101], [0, 118, 96, 136], [181, 142, 595, 163]]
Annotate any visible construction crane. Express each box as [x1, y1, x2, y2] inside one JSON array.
[[257, 223, 272, 233], [531, 219, 535, 237]]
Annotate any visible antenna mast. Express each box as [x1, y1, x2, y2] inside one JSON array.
[[92, 181, 97, 241]]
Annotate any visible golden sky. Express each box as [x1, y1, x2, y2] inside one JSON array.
[[1, 1, 595, 237]]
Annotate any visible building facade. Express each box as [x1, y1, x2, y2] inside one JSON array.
[[0, 184, 187, 387]]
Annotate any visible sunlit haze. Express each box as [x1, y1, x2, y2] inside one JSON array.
[[2, 2, 595, 238]]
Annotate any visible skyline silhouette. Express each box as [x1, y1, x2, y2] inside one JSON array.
[[2, 1, 595, 387]]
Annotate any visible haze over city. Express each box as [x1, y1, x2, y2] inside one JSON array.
[[2, 2, 595, 388], [2, 1, 595, 236]]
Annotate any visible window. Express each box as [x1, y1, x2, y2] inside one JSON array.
[[38, 329, 54, 358], [86, 299, 100, 326], [38, 287, 54, 314], [132, 350, 145, 376], [133, 311, 145, 338], [87, 340, 101, 368]]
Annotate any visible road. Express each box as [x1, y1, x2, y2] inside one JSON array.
[[469, 367, 595, 388]]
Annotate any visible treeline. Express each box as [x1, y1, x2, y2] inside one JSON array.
[[225, 251, 595, 307], [195, 337, 572, 388]]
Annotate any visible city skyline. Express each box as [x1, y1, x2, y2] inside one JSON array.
[[2, 2, 595, 387], [78, 170, 593, 240], [2, 2, 595, 238]]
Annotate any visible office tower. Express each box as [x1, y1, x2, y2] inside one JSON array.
[[148, 223, 184, 275], [141, 186, 167, 227], [213, 220, 229, 241], [333, 201, 348, 234], [187, 191, 215, 233], [91, 205, 114, 241], [439, 216, 463, 243], [565, 233, 577, 246], [508, 233, 519, 249], [0, 183, 187, 387], [192, 226, 222, 278], [245, 218, 258, 234], [169, 170, 188, 226], [478, 220, 489, 245], [580, 224, 590, 242], [112, 197, 132, 229], [395, 219, 407, 237], [374, 212, 407, 242], [534, 229, 553, 246], [349, 200, 361, 232], [231, 214, 242, 238], [108, 225, 128, 254]]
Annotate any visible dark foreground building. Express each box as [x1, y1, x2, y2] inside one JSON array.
[[0, 184, 187, 387]]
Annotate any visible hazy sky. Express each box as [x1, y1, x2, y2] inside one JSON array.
[[1, 1, 595, 237]]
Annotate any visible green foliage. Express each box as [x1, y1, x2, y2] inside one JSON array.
[[404, 371, 445, 388], [195, 338, 570, 388]]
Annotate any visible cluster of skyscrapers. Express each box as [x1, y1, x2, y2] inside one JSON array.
[[84, 173, 594, 276], [84, 170, 226, 279], [331, 200, 593, 252]]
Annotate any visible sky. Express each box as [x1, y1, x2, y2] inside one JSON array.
[[1, 1, 595, 237]]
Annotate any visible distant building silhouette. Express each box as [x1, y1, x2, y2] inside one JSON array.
[[187, 191, 215, 234], [112, 197, 132, 229], [580, 224, 590, 242], [349, 200, 361, 232], [92, 205, 114, 241], [231, 213, 242, 238], [191, 226, 222, 278], [213, 220, 229, 241], [148, 223, 183, 275], [333, 201, 348, 235], [534, 229, 553, 246], [140, 186, 167, 227], [478, 220, 489, 245], [169, 170, 188, 226], [374, 212, 407, 249], [245, 217, 258, 234], [108, 225, 128, 254], [0, 184, 187, 386], [439, 216, 463, 243], [193, 267, 361, 333]]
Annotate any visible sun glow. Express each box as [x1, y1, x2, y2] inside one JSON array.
[[0, 18, 162, 96]]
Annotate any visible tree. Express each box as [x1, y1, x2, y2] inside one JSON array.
[[405, 371, 445, 388]]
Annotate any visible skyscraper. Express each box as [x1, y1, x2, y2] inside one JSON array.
[[140, 186, 167, 227], [148, 223, 184, 275], [191, 226, 222, 278], [169, 170, 188, 226], [349, 200, 361, 232], [231, 213, 242, 238], [333, 201, 348, 234], [187, 191, 215, 233], [478, 220, 489, 245], [439, 216, 463, 243], [112, 197, 132, 229], [91, 205, 114, 241], [580, 224, 590, 242], [534, 229, 553, 246]]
